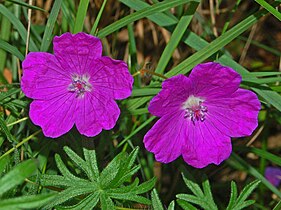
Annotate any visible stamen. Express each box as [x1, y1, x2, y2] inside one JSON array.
[[68, 74, 92, 98], [182, 95, 208, 123]]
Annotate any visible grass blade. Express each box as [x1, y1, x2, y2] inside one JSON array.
[[40, 0, 62, 52], [254, 0, 281, 21], [73, 0, 89, 33], [0, 4, 38, 51], [98, 0, 195, 38], [155, 1, 199, 74]]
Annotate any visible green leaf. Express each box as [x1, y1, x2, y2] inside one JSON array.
[[42, 147, 154, 209], [168, 200, 175, 210], [0, 159, 37, 196], [0, 39, 24, 61], [165, 6, 269, 77], [99, 152, 124, 188], [40, 0, 62, 52], [98, 0, 197, 38], [83, 148, 99, 181], [90, 0, 107, 35], [254, 0, 281, 21], [54, 154, 88, 183], [73, 0, 89, 33], [5, 0, 45, 11], [100, 193, 115, 210], [55, 192, 99, 210], [155, 1, 200, 74], [131, 88, 161, 97], [0, 4, 38, 51], [0, 193, 56, 210], [45, 186, 97, 209], [226, 181, 238, 210], [178, 173, 218, 210], [0, 114, 16, 143], [177, 199, 197, 210], [182, 173, 204, 198], [229, 153, 281, 198], [0, 155, 9, 175], [151, 189, 164, 210], [235, 180, 260, 207]]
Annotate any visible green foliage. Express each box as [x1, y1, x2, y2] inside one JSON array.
[[177, 173, 260, 210], [41, 146, 156, 209], [0, 159, 55, 209]]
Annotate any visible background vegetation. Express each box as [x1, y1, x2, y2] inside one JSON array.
[[0, 0, 281, 209]]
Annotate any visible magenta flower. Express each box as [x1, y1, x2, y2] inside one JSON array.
[[265, 167, 281, 187], [21, 32, 133, 138], [144, 62, 260, 168]]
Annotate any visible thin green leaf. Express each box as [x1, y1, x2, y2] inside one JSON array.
[[0, 159, 37, 196], [168, 201, 175, 210], [235, 180, 260, 205], [230, 153, 281, 198], [0, 193, 56, 210], [119, 0, 178, 27], [99, 152, 124, 188], [236, 146, 281, 167], [0, 4, 38, 51], [98, 0, 195, 38], [165, 6, 269, 77], [90, 0, 107, 35], [273, 200, 281, 210], [151, 189, 164, 210], [40, 0, 62, 51], [255, 0, 281, 21], [5, 0, 45, 11], [0, 114, 16, 143], [73, 0, 89, 33], [202, 177, 216, 208], [54, 154, 87, 182], [44, 186, 96, 209], [177, 199, 197, 210], [41, 174, 78, 187], [0, 155, 9, 175], [58, 192, 99, 210], [63, 147, 89, 177], [83, 148, 99, 181], [155, 1, 200, 74], [226, 181, 238, 210], [0, 39, 24, 61], [182, 173, 204, 198], [0, 88, 21, 101], [100, 193, 115, 210]]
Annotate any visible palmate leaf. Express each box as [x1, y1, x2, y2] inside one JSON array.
[[41, 146, 156, 209], [177, 173, 259, 210]]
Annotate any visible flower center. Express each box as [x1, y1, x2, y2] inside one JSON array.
[[182, 95, 207, 123], [68, 74, 92, 98]]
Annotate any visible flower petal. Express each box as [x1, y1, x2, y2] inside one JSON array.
[[21, 52, 71, 100], [89, 56, 133, 100], [75, 92, 120, 137], [265, 167, 281, 187], [205, 88, 260, 137], [29, 93, 77, 138], [182, 120, 232, 168], [144, 112, 186, 163], [189, 62, 242, 99], [148, 74, 193, 117], [53, 32, 102, 75]]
